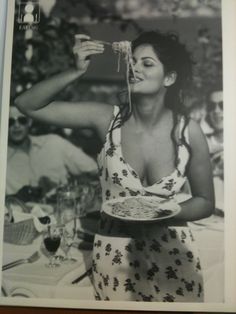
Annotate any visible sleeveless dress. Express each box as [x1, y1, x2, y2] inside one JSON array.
[[92, 106, 203, 302]]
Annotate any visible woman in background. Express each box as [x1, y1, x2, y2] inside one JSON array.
[[15, 31, 214, 302]]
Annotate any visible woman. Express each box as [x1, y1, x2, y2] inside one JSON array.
[[15, 31, 214, 302]]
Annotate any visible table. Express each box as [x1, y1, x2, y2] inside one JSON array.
[[188, 215, 224, 303], [2, 218, 96, 300], [2, 213, 224, 302]]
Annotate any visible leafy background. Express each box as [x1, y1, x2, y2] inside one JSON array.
[[10, 0, 222, 154]]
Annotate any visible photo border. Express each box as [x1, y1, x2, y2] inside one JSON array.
[[0, 0, 236, 311]]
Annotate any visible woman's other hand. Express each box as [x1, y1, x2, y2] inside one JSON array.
[[73, 34, 104, 72]]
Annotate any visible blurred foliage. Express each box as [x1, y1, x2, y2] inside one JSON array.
[[11, 11, 86, 99], [11, 0, 222, 109], [193, 26, 222, 98], [114, 0, 221, 19]]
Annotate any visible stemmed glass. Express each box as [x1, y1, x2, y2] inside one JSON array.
[[77, 185, 90, 217], [60, 227, 77, 264], [57, 185, 77, 263], [43, 225, 61, 268], [57, 185, 77, 231]]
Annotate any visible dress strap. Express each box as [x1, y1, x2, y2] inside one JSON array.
[[178, 116, 189, 144], [112, 105, 120, 118], [106, 105, 121, 146], [177, 116, 190, 175], [107, 106, 120, 131]]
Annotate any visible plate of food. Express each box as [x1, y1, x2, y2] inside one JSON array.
[[102, 196, 181, 222]]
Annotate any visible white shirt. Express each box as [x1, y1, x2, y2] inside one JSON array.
[[6, 134, 98, 195]]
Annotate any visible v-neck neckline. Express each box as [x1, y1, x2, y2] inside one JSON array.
[[118, 125, 181, 189]]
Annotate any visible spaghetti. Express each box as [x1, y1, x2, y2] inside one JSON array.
[[112, 41, 136, 113], [74, 37, 136, 113], [104, 197, 175, 220]]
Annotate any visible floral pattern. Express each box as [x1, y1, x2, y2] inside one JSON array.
[[92, 229, 203, 302], [93, 106, 203, 302]]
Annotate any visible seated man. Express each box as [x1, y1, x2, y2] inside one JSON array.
[[6, 106, 98, 196]]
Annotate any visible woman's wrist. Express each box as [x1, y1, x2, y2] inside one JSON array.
[[67, 67, 87, 80]]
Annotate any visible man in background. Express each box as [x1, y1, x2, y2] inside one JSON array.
[[205, 88, 223, 170], [6, 106, 98, 196], [205, 87, 223, 214]]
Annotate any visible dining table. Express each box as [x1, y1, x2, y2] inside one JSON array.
[[188, 214, 224, 303], [2, 197, 224, 303], [2, 214, 98, 300]]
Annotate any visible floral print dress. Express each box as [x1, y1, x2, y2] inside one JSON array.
[[92, 106, 203, 302]]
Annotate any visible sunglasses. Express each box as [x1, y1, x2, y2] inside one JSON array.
[[9, 116, 29, 127], [207, 101, 223, 111]]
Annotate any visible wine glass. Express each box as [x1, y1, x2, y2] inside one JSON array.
[[57, 185, 77, 231], [77, 185, 90, 217], [43, 226, 61, 268], [60, 227, 77, 264], [57, 186, 78, 263]]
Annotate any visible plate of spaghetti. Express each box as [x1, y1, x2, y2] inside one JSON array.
[[102, 196, 181, 222]]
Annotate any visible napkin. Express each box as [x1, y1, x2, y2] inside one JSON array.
[[8, 204, 56, 233]]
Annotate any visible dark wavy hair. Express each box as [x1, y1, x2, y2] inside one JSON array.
[[109, 30, 194, 174]]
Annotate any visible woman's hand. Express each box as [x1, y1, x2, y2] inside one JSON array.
[[73, 34, 104, 72]]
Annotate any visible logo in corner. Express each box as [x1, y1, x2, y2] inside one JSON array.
[[18, 1, 40, 24]]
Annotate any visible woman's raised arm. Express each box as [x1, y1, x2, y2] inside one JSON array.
[[15, 35, 112, 132]]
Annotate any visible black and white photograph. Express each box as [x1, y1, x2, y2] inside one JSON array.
[[0, 0, 235, 311]]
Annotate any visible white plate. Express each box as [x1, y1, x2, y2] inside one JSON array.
[[102, 196, 181, 222]]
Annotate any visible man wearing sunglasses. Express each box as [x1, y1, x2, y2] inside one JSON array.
[[206, 88, 223, 166], [206, 90, 223, 140], [6, 106, 98, 196], [205, 87, 223, 215]]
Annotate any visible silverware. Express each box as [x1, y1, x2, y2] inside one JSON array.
[[71, 267, 92, 284], [2, 251, 40, 271], [93, 40, 112, 46]]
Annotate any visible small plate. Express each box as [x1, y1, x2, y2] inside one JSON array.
[[102, 196, 181, 222]]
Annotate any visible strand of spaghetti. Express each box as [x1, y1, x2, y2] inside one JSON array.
[[112, 41, 135, 113], [117, 50, 121, 72], [127, 43, 135, 113], [126, 53, 132, 114], [128, 43, 136, 80]]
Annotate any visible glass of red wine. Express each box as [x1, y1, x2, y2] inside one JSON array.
[[43, 226, 61, 268]]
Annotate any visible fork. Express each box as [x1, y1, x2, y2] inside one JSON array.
[[2, 251, 40, 271], [93, 40, 112, 46]]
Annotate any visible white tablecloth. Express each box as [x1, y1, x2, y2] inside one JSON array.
[[2, 219, 95, 299], [2, 215, 224, 302], [188, 215, 224, 303]]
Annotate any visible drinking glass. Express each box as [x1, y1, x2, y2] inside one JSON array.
[[43, 226, 61, 268], [57, 185, 77, 262], [77, 185, 90, 217], [60, 227, 77, 264], [57, 185, 77, 232]]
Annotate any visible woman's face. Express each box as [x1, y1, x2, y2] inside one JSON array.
[[130, 44, 167, 95]]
